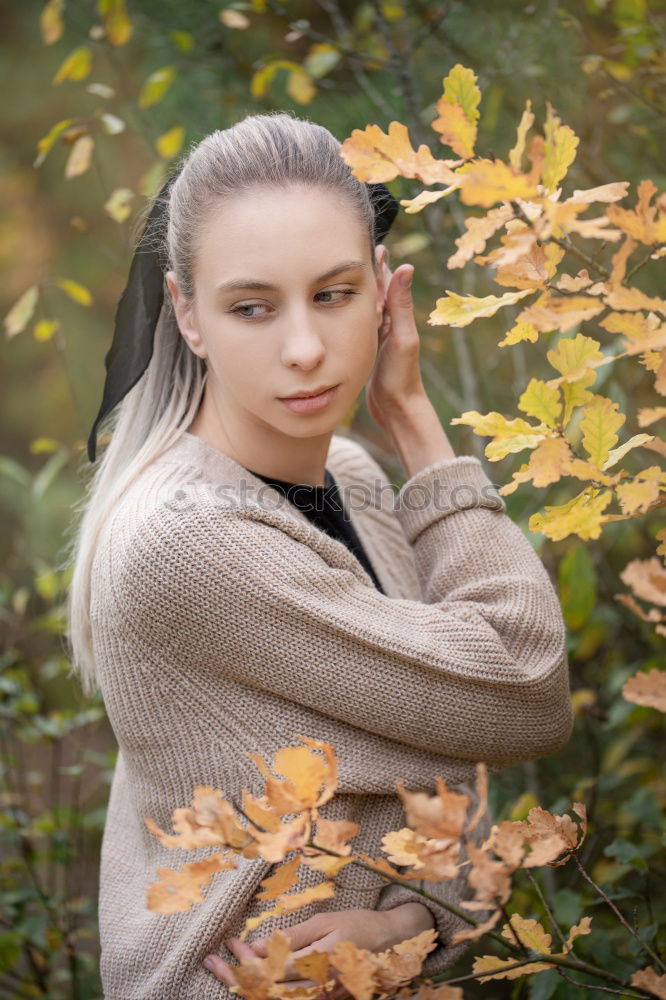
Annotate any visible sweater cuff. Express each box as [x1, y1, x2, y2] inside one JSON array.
[[393, 455, 507, 546], [374, 879, 457, 977]]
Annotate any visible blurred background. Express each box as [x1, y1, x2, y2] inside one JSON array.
[[1, 1, 664, 997]]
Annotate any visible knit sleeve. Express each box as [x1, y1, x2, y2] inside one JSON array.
[[114, 454, 573, 765]]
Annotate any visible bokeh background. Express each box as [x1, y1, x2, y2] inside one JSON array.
[[1, 2, 664, 997]]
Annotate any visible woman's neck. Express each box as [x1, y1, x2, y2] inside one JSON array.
[[186, 391, 333, 487]]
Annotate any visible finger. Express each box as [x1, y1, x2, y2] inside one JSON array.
[[203, 954, 236, 985]]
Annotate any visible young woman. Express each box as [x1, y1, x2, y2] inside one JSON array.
[[65, 111, 573, 1000]]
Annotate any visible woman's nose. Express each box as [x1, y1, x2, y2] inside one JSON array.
[[280, 318, 326, 369]]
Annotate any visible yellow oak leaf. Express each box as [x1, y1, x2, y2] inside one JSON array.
[[448, 205, 513, 269], [616, 477, 663, 515], [621, 556, 666, 606], [529, 487, 613, 541], [494, 242, 564, 291], [580, 395, 626, 468], [600, 433, 654, 471], [638, 407, 666, 427], [508, 99, 535, 171], [451, 410, 550, 460], [441, 63, 481, 123], [604, 286, 666, 314], [555, 269, 593, 292], [523, 437, 573, 487], [432, 99, 476, 159], [472, 951, 553, 982], [570, 181, 630, 204], [518, 379, 562, 428], [459, 158, 538, 208], [563, 916, 593, 952], [340, 120, 459, 185], [498, 319, 539, 348], [547, 333, 604, 379], [429, 288, 533, 327], [542, 102, 579, 192], [400, 185, 460, 213], [623, 670, 666, 713], [606, 180, 666, 245], [292, 951, 332, 986], [520, 293, 604, 333], [561, 371, 596, 426], [432, 64, 481, 158], [502, 914, 553, 953]]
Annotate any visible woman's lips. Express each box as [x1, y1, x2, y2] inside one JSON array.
[[278, 384, 339, 414]]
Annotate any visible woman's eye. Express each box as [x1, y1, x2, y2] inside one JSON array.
[[230, 303, 269, 318], [229, 289, 358, 320], [316, 289, 359, 304]]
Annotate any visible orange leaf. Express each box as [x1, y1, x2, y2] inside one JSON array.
[[146, 852, 235, 913], [459, 158, 538, 208], [256, 856, 301, 900], [432, 99, 476, 159], [623, 669, 666, 712], [340, 121, 460, 185]]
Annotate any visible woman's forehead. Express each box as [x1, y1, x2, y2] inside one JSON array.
[[195, 187, 371, 283]]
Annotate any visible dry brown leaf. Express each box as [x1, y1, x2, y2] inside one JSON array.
[[623, 669, 666, 712]]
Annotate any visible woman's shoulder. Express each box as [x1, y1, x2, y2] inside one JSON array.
[[94, 430, 395, 574]]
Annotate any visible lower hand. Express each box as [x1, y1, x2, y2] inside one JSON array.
[[366, 246, 428, 431], [203, 904, 435, 996]]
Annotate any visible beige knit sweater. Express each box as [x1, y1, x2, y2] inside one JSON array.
[[90, 429, 573, 1000]]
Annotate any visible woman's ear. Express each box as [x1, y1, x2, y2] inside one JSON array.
[[165, 270, 208, 360]]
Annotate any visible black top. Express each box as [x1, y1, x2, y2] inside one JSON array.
[[246, 465, 386, 595]]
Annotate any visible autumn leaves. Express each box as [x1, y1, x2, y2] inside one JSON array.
[[144, 737, 604, 1000], [339, 64, 666, 642]]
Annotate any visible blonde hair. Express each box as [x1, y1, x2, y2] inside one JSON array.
[[63, 110, 383, 696]]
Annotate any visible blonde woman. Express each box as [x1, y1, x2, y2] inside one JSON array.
[[65, 111, 573, 1000]]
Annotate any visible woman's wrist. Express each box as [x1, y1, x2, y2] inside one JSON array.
[[381, 393, 457, 479], [384, 901, 436, 945]]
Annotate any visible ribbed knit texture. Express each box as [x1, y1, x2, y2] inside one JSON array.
[[90, 429, 573, 999]]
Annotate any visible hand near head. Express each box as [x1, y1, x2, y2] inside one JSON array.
[[366, 245, 427, 431], [203, 903, 435, 998]]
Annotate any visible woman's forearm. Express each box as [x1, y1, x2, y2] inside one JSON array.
[[381, 393, 458, 479]]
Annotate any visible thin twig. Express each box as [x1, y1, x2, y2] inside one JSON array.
[[625, 244, 661, 283], [524, 869, 567, 950], [573, 853, 665, 972]]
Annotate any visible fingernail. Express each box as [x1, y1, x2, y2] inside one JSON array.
[[399, 268, 413, 288], [204, 956, 216, 971]]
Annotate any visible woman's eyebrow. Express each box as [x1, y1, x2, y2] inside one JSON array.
[[215, 259, 368, 293]]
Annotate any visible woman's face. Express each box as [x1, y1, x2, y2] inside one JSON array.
[[166, 185, 387, 447]]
